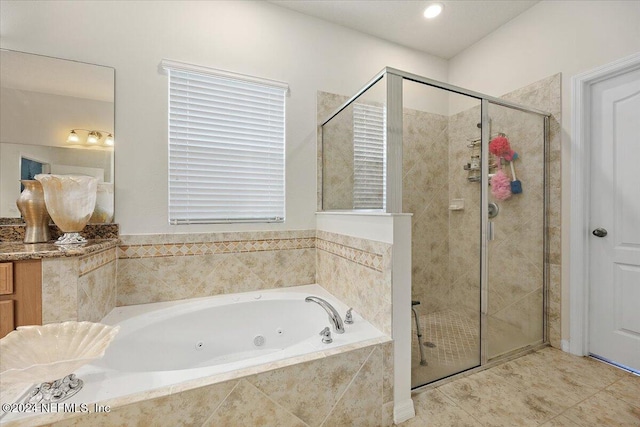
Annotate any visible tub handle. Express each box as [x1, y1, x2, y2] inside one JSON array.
[[345, 308, 354, 324], [319, 326, 333, 344]]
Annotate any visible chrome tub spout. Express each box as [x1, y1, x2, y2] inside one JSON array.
[[305, 296, 345, 334]]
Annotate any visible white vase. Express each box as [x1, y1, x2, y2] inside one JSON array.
[[35, 174, 98, 245], [89, 183, 114, 223]]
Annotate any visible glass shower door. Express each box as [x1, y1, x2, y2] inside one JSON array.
[[403, 80, 483, 388], [485, 102, 546, 359]]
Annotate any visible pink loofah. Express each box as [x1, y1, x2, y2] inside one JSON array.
[[503, 150, 517, 161], [491, 169, 512, 200], [489, 135, 512, 157]]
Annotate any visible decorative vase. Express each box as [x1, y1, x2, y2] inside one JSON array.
[[35, 174, 98, 246], [89, 183, 114, 223], [15, 180, 51, 244]]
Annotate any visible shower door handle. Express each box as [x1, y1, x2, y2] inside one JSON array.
[[487, 221, 495, 241]]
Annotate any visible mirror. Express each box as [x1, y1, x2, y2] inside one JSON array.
[[0, 49, 115, 220]]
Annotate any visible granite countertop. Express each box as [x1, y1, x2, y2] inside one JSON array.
[[0, 239, 119, 261]]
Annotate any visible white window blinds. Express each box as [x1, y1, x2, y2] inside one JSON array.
[[353, 103, 386, 210], [163, 61, 287, 224]]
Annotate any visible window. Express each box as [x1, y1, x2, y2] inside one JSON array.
[[353, 103, 386, 209], [162, 60, 287, 224]]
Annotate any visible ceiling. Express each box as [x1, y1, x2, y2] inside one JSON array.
[[269, 0, 539, 59], [0, 49, 114, 102]]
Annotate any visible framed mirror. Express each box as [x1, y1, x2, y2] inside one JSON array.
[[0, 49, 115, 221]]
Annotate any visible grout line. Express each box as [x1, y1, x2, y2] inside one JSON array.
[[242, 379, 311, 427], [604, 379, 640, 410], [200, 380, 241, 426], [431, 384, 487, 426], [318, 347, 375, 427], [489, 285, 543, 320]]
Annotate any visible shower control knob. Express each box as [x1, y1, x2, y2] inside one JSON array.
[[319, 326, 333, 344], [345, 308, 354, 324], [592, 228, 607, 238]]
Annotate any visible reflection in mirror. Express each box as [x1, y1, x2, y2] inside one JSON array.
[[0, 49, 115, 220]]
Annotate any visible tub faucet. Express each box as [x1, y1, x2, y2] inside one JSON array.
[[305, 296, 345, 334]]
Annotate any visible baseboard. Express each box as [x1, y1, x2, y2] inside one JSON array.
[[393, 398, 415, 424]]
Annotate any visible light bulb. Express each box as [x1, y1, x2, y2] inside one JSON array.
[[423, 3, 443, 19], [87, 131, 100, 144], [105, 134, 114, 146], [67, 130, 79, 143]]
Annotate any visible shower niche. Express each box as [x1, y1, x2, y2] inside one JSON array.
[[320, 68, 549, 389]]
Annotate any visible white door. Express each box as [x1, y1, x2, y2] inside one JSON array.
[[588, 66, 640, 371]]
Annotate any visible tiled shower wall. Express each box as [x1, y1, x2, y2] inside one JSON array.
[[446, 74, 562, 348], [318, 73, 562, 349], [402, 109, 450, 314], [320, 98, 355, 210], [317, 91, 349, 211], [116, 230, 316, 306], [501, 74, 562, 347]]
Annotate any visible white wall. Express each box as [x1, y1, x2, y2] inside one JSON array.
[[0, 0, 448, 234], [448, 0, 640, 343], [0, 88, 114, 148]]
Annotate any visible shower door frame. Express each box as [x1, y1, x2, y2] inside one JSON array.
[[321, 66, 552, 381]]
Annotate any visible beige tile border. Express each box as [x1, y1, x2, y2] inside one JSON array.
[[316, 237, 384, 272], [79, 248, 116, 277], [118, 237, 316, 259]]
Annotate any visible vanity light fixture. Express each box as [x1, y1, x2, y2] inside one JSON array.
[[66, 130, 80, 143], [86, 131, 101, 144], [423, 2, 443, 19], [66, 129, 114, 147]]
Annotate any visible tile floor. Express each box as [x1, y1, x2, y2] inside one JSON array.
[[401, 346, 640, 426]]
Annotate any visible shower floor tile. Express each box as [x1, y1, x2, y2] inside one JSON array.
[[411, 308, 543, 387], [411, 309, 480, 387]]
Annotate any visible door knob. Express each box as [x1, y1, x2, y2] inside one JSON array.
[[592, 228, 608, 237]]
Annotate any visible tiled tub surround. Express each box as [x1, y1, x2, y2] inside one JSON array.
[[41, 247, 117, 324], [3, 285, 391, 427], [316, 230, 392, 337], [23, 345, 389, 427], [314, 229, 396, 419], [116, 230, 316, 306]]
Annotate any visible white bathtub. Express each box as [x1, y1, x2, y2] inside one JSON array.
[[64, 284, 385, 406]]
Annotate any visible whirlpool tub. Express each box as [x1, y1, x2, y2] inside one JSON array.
[[7, 284, 389, 422], [3, 284, 390, 426]]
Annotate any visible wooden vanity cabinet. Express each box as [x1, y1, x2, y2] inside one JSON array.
[[0, 260, 42, 338]]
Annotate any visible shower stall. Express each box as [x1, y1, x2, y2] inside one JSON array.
[[320, 68, 549, 389]]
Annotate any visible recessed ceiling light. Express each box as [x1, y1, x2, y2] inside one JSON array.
[[423, 3, 443, 19]]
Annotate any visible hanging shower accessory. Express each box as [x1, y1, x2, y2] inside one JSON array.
[[464, 133, 503, 182], [510, 161, 523, 194]]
